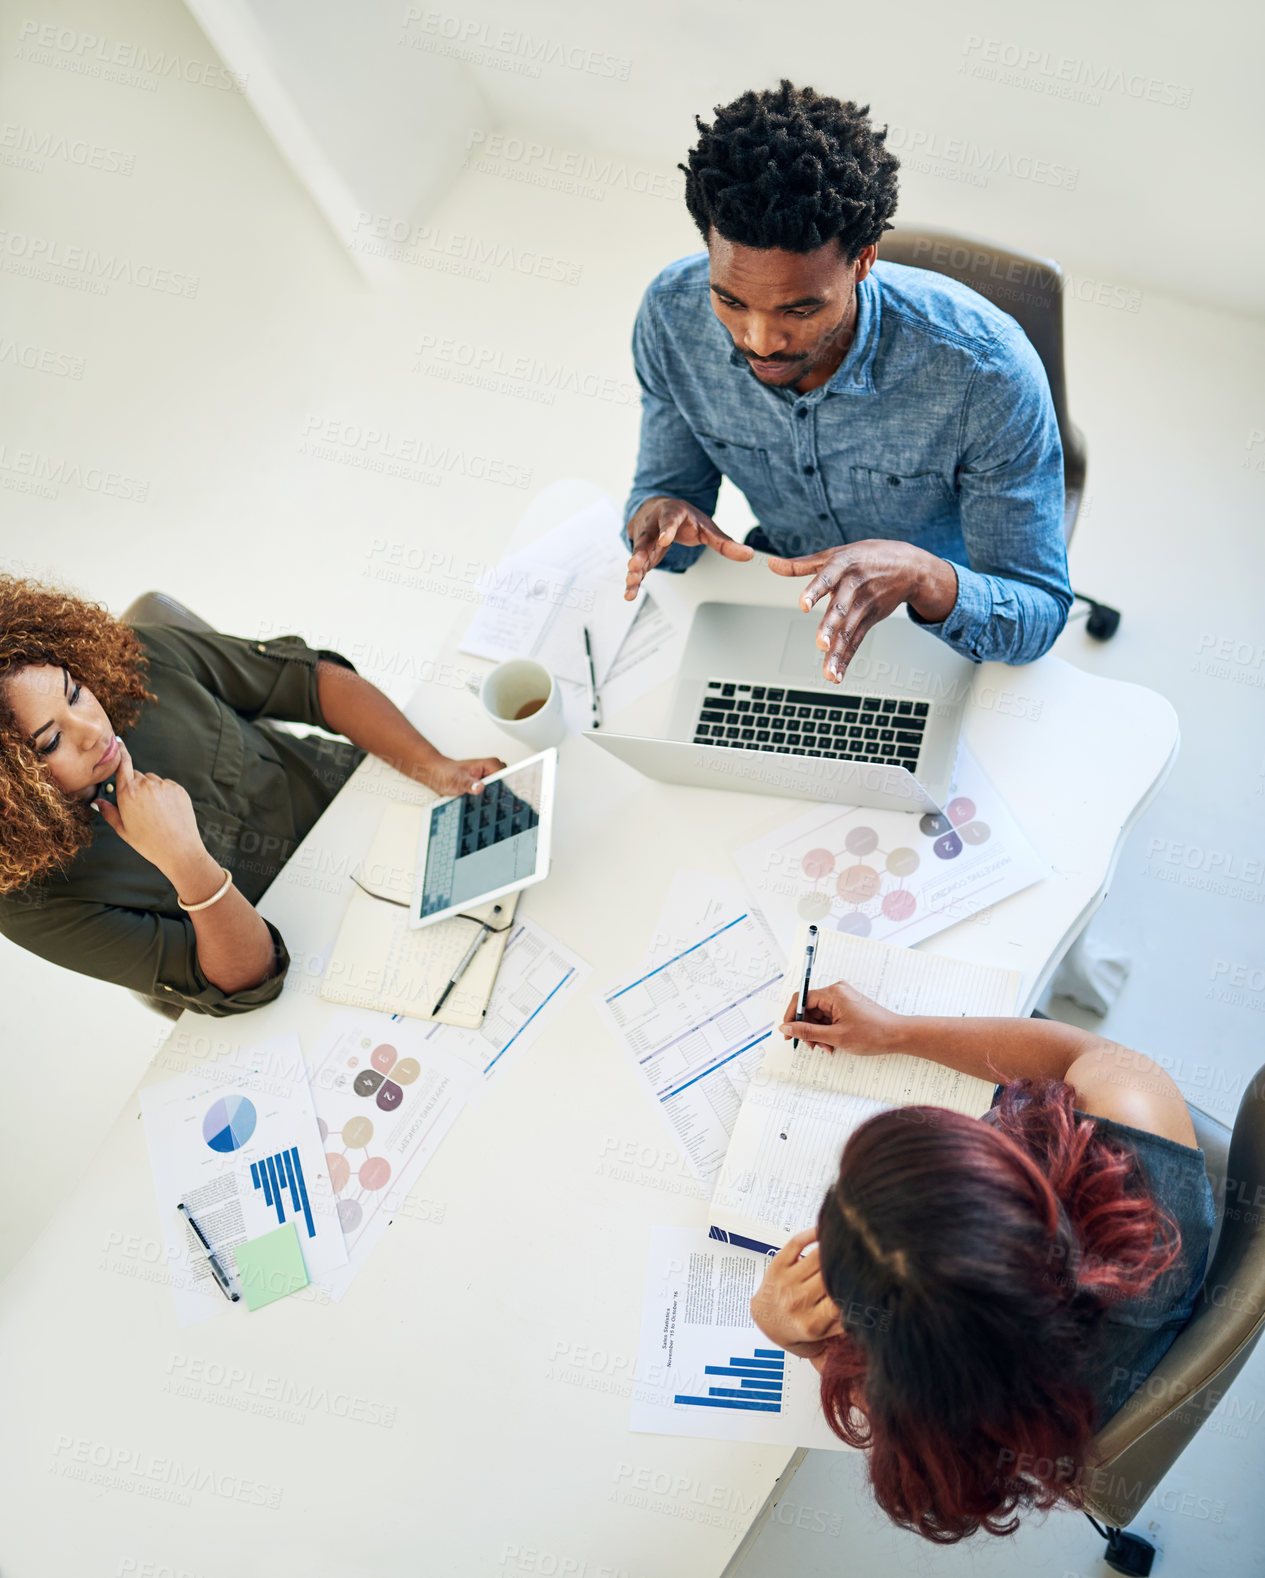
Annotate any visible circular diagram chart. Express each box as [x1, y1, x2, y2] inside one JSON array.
[[202, 1094, 258, 1153], [322, 1040, 423, 1233], [794, 797, 992, 938]]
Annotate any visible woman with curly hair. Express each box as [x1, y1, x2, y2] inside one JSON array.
[[0, 576, 505, 1015], [750, 982, 1215, 1542]]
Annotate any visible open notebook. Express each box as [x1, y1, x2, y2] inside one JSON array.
[[708, 928, 1021, 1254], [321, 803, 518, 1027]]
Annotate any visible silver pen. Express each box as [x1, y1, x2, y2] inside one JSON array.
[[792, 924, 818, 1051], [583, 625, 602, 729]]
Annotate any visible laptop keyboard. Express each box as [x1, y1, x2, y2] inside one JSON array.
[[692, 681, 928, 767]]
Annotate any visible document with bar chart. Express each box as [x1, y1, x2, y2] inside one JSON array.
[[139, 1033, 346, 1326], [630, 1226, 845, 1449]]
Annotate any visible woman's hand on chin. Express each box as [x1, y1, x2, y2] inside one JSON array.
[[92, 741, 213, 891]]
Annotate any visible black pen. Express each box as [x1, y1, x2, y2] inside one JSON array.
[[177, 1201, 239, 1302], [583, 625, 602, 729], [792, 924, 818, 1051], [432, 904, 503, 1016]]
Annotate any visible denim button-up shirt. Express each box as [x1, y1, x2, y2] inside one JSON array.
[[624, 254, 1073, 664]]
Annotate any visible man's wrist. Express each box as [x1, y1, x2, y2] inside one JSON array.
[[906, 548, 959, 625]]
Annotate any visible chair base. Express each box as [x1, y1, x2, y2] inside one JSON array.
[[1103, 1527, 1155, 1575], [1072, 591, 1121, 641]]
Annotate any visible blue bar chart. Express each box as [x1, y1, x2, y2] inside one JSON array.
[[250, 1146, 316, 1237], [674, 1346, 785, 1413]]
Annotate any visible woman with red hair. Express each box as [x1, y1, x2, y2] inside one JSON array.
[[750, 979, 1215, 1542]]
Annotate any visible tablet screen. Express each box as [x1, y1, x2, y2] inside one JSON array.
[[417, 757, 545, 921]]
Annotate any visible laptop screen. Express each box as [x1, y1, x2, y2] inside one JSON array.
[[417, 758, 544, 920]]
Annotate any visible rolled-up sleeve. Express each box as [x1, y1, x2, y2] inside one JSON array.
[[133, 625, 355, 730], [0, 893, 291, 1016], [908, 333, 1072, 665], [622, 290, 721, 573]]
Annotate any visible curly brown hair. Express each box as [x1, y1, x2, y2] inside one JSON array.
[[0, 575, 154, 893]]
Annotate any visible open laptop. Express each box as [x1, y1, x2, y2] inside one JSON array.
[[583, 603, 973, 811]]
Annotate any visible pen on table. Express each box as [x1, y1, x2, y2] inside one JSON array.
[[432, 904, 503, 1016], [792, 924, 818, 1051], [177, 1201, 239, 1302], [582, 625, 602, 729]]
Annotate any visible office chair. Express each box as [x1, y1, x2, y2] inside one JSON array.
[[875, 225, 1120, 641], [1077, 1064, 1265, 1574]]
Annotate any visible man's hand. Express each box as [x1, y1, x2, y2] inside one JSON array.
[[750, 1229, 845, 1359], [624, 496, 754, 600], [767, 540, 958, 681], [781, 982, 898, 1056]]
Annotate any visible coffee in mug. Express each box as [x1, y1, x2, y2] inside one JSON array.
[[478, 659, 566, 749]]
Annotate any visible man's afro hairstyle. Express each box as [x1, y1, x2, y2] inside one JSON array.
[[681, 80, 900, 259]]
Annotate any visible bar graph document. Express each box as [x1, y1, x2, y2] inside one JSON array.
[[630, 1225, 843, 1449], [139, 1034, 347, 1326], [708, 929, 1021, 1253]]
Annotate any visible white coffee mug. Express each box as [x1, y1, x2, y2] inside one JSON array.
[[478, 658, 565, 750]]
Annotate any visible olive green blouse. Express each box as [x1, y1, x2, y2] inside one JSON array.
[[0, 625, 364, 1016]]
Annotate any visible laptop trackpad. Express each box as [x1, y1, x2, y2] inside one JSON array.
[[779, 617, 827, 678]]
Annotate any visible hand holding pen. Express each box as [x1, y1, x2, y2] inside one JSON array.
[[779, 979, 898, 1056], [790, 925, 817, 1050]]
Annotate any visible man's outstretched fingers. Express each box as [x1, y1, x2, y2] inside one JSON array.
[[815, 589, 856, 649], [697, 520, 754, 561], [626, 525, 671, 596], [766, 552, 832, 581], [825, 604, 879, 676]]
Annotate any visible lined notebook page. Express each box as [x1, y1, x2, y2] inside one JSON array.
[[321, 803, 517, 1026], [709, 927, 1020, 1247]]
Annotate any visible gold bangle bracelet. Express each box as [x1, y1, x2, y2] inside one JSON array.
[[177, 866, 234, 912]]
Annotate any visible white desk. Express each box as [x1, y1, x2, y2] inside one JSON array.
[[0, 548, 1178, 1578]]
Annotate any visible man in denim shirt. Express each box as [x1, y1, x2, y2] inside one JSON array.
[[624, 82, 1072, 680]]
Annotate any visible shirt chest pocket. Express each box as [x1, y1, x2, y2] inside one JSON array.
[[210, 702, 245, 791], [694, 431, 777, 507], [850, 466, 955, 534]]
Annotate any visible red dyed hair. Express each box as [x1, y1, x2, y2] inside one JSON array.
[[815, 1078, 1182, 1542]]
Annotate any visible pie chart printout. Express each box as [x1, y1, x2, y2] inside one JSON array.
[[203, 1095, 258, 1153]]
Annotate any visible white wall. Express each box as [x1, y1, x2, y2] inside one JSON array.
[[193, 0, 1265, 317], [463, 0, 1264, 317], [184, 0, 491, 278]]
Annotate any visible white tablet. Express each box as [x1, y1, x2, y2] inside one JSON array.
[[409, 748, 557, 929]]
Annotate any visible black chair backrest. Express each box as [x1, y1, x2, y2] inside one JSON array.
[[875, 225, 1086, 531]]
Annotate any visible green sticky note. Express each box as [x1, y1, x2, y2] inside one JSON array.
[[234, 1222, 309, 1311]]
